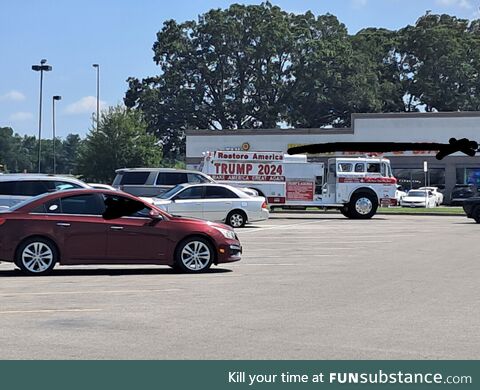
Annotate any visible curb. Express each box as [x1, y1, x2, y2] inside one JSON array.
[[269, 210, 464, 217]]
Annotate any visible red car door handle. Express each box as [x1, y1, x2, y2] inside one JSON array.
[[110, 226, 124, 230], [56, 222, 71, 227]]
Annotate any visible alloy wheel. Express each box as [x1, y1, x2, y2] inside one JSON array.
[[229, 213, 244, 228], [180, 241, 212, 271], [21, 242, 54, 274]]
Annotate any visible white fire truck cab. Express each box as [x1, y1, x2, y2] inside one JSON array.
[[200, 150, 397, 219]]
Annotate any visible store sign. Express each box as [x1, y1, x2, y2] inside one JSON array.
[[213, 151, 283, 161], [210, 163, 285, 182], [286, 180, 314, 201]]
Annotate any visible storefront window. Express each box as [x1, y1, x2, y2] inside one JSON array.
[[456, 168, 480, 186], [393, 168, 445, 191]]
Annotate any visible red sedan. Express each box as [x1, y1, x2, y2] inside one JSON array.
[[0, 189, 242, 275]]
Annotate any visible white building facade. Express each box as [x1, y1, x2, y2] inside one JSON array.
[[186, 112, 480, 202]]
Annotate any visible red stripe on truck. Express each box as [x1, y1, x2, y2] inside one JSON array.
[[338, 177, 397, 184]]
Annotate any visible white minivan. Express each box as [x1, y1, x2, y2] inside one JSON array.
[[0, 174, 91, 208]]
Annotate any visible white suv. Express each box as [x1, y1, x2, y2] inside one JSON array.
[[0, 174, 91, 208]]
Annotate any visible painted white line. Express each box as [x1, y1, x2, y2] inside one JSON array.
[[0, 289, 181, 297], [245, 241, 394, 247], [238, 219, 329, 233], [0, 308, 102, 315]]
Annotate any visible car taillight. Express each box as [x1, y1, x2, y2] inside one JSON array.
[[262, 201, 267, 209], [0, 218, 6, 226]]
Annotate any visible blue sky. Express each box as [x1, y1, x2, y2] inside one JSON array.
[[1, 0, 479, 138]]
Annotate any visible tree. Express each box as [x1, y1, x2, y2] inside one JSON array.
[[77, 106, 162, 183], [398, 14, 480, 111], [125, 2, 299, 159]]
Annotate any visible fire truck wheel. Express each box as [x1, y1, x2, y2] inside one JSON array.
[[226, 210, 247, 228], [340, 207, 351, 218], [348, 193, 378, 219]]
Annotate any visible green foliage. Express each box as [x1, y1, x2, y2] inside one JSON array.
[[0, 127, 81, 174], [77, 106, 162, 183], [126, 4, 480, 138], [398, 14, 480, 112]]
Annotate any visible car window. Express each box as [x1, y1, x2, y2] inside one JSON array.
[[60, 194, 104, 215], [33, 198, 62, 214], [0, 181, 15, 195], [103, 194, 151, 219], [156, 172, 188, 186], [367, 163, 381, 173], [14, 181, 50, 196], [174, 186, 203, 200], [119, 172, 150, 185], [53, 181, 82, 191], [159, 184, 186, 199], [205, 186, 238, 199], [354, 163, 365, 173], [187, 173, 210, 184], [337, 163, 353, 172]]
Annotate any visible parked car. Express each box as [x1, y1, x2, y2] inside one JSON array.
[[141, 183, 269, 228], [112, 168, 213, 197], [112, 167, 258, 198], [400, 189, 437, 208], [418, 186, 444, 205], [395, 185, 407, 206], [88, 183, 118, 191], [0, 189, 242, 275], [0, 174, 91, 208], [451, 184, 477, 205], [462, 197, 480, 222]]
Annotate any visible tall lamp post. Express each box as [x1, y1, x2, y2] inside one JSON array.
[[52, 95, 62, 174], [32, 59, 52, 173], [92, 63, 100, 129]]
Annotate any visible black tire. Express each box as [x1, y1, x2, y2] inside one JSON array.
[[226, 210, 247, 228], [347, 192, 378, 219], [15, 237, 58, 276], [339, 207, 351, 218], [472, 206, 480, 223], [175, 237, 214, 273]]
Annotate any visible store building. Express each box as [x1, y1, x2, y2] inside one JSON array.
[[186, 112, 480, 202]]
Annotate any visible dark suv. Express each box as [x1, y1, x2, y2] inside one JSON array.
[[462, 197, 480, 222], [450, 184, 478, 206]]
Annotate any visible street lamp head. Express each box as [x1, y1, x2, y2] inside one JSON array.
[[92, 63, 99, 68], [41, 59, 47, 65], [53, 95, 62, 101]]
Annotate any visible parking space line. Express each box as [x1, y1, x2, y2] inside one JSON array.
[[238, 220, 329, 233], [0, 308, 102, 315], [0, 288, 181, 297]]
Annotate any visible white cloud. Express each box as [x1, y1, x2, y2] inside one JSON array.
[[65, 96, 107, 115], [436, 0, 473, 9], [0, 90, 26, 102], [351, 0, 368, 8], [9, 111, 33, 121]]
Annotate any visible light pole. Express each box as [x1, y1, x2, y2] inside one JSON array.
[[32, 59, 52, 173], [92, 63, 100, 129], [52, 95, 62, 174]]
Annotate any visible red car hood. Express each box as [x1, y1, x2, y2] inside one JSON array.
[[169, 215, 232, 230]]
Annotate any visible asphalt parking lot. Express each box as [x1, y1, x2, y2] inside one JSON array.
[[0, 213, 479, 359]]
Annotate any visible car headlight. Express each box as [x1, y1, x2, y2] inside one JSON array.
[[213, 226, 236, 240]]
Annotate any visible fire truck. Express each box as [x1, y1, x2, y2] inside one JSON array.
[[200, 150, 397, 219]]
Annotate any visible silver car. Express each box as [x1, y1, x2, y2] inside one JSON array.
[[0, 174, 91, 208]]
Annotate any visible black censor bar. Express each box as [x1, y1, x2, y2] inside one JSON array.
[[287, 138, 479, 160]]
